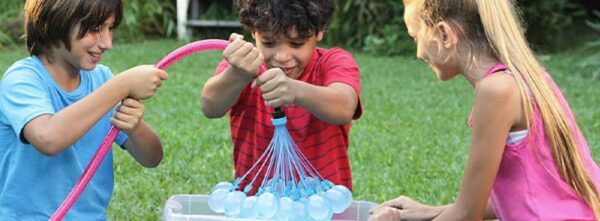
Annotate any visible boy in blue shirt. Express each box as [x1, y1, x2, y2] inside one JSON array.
[[0, 0, 167, 219]]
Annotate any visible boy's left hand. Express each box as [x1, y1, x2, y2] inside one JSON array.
[[110, 98, 145, 134], [252, 68, 296, 108]]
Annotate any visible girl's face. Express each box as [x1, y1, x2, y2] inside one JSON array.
[[253, 29, 323, 79], [55, 15, 115, 71], [403, 2, 461, 81]]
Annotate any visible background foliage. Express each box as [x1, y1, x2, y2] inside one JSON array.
[[579, 10, 600, 80], [117, 0, 177, 42], [0, 0, 23, 48]]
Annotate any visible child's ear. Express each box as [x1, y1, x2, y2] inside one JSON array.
[[437, 22, 458, 49], [316, 31, 324, 41]]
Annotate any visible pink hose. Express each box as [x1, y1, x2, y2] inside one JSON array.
[[50, 39, 231, 220]]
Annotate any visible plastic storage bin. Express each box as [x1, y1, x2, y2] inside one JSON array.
[[163, 194, 377, 221]]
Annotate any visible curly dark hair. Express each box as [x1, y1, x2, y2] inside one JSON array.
[[236, 0, 334, 39]]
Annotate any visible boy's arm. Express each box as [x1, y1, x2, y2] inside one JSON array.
[[121, 121, 163, 168], [255, 68, 359, 125], [201, 33, 263, 118], [291, 81, 358, 125], [201, 66, 254, 118], [22, 65, 166, 156]]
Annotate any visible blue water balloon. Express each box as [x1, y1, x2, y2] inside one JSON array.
[[325, 188, 347, 213], [333, 185, 353, 209], [291, 200, 310, 221], [306, 194, 331, 220], [276, 196, 295, 220], [240, 196, 257, 218], [211, 181, 233, 192], [208, 188, 229, 213], [256, 192, 279, 219], [223, 191, 246, 217]]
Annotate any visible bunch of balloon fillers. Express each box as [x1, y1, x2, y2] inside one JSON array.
[[208, 115, 353, 220]]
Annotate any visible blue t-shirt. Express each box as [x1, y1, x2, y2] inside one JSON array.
[[0, 56, 128, 220]]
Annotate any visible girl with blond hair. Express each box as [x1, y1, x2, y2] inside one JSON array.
[[370, 0, 600, 220]]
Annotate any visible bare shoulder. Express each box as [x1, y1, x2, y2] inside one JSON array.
[[475, 72, 521, 103], [472, 71, 524, 127]]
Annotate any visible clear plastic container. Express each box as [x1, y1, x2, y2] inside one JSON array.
[[163, 194, 377, 221]]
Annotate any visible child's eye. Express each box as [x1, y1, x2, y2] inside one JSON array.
[[90, 26, 101, 33], [261, 41, 274, 47], [290, 42, 304, 48]]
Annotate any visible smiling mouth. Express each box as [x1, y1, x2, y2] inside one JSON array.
[[88, 52, 101, 61]]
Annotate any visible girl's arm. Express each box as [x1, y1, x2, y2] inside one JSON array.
[[22, 65, 167, 156], [434, 74, 521, 220], [483, 199, 497, 220], [369, 196, 450, 220]]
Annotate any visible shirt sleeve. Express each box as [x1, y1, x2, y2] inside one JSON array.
[[321, 48, 362, 119], [0, 68, 54, 143]]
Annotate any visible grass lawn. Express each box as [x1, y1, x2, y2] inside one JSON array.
[[1, 39, 599, 220]]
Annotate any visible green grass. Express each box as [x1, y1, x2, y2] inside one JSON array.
[[1, 39, 599, 220]]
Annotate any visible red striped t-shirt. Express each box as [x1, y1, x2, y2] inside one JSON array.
[[214, 47, 362, 193]]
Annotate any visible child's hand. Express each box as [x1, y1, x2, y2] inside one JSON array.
[[252, 68, 296, 108], [119, 65, 168, 100], [369, 196, 441, 221], [223, 33, 264, 80], [368, 206, 402, 221], [110, 98, 145, 135]]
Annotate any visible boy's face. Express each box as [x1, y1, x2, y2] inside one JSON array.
[[54, 15, 115, 71], [252, 29, 324, 79]]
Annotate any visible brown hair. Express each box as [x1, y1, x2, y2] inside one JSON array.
[[414, 0, 600, 218], [235, 0, 334, 39], [24, 0, 123, 56]]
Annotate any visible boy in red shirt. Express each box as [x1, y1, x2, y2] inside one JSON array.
[[201, 0, 361, 192]]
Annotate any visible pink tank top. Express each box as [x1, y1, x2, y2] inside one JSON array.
[[469, 63, 600, 220]]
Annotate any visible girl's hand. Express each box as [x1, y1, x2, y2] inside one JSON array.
[[369, 206, 402, 221], [253, 68, 296, 108], [223, 33, 264, 80], [118, 65, 168, 100], [110, 98, 145, 134], [369, 196, 443, 221]]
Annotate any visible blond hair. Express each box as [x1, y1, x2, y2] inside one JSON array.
[[413, 0, 600, 218]]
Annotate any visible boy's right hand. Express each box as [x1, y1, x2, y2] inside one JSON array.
[[223, 33, 264, 80], [119, 65, 168, 99]]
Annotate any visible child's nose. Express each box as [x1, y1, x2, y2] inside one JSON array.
[[273, 50, 292, 63], [99, 31, 113, 50]]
